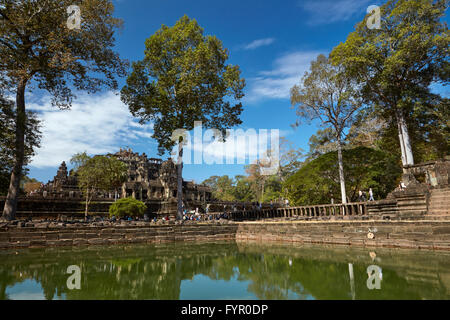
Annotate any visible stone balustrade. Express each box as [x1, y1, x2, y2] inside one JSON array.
[[227, 202, 369, 221]]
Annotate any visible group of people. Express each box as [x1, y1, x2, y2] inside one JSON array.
[[358, 188, 375, 202], [183, 214, 203, 221]]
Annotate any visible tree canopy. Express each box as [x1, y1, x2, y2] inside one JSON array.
[[0, 96, 41, 195], [284, 147, 401, 206], [120, 15, 245, 154], [291, 54, 363, 203], [109, 198, 147, 218], [120, 15, 245, 219], [0, 0, 127, 104], [1, 0, 127, 220], [71, 152, 128, 218], [331, 0, 449, 167]]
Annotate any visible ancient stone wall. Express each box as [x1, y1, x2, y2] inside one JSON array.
[[2, 220, 450, 250], [0, 197, 113, 219], [235, 221, 450, 250], [0, 224, 238, 249]]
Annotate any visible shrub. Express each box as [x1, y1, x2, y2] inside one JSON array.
[[109, 198, 147, 218]]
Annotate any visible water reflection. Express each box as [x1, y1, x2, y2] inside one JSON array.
[[0, 241, 449, 300]]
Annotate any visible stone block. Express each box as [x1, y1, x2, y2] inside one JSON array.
[[73, 239, 88, 246], [432, 226, 450, 235], [45, 240, 60, 246], [403, 232, 430, 240], [59, 233, 75, 240], [392, 239, 417, 249], [88, 238, 107, 245], [59, 239, 73, 246], [0, 242, 10, 249], [0, 233, 9, 241], [30, 240, 47, 247], [9, 237, 29, 242], [433, 241, 450, 250], [364, 239, 377, 247], [100, 229, 114, 235]]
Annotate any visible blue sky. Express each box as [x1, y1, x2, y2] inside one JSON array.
[[27, 0, 444, 184]]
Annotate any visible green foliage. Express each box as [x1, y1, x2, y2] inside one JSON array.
[[120, 15, 245, 219], [291, 54, 364, 202], [202, 175, 236, 201], [284, 147, 401, 205], [109, 198, 147, 218], [202, 174, 283, 203], [291, 54, 363, 138], [0, 96, 41, 195], [120, 15, 245, 154], [278, 137, 304, 181], [0, 0, 127, 106], [71, 152, 128, 215], [72, 153, 128, 195], [347, 103, 449, 163], [330, 0, 449, 163], [233, 175, 255, 202], [261, 176, 283, 202], [0, 0, 126, 219], [331, 0, 449, 107], [407, 98, 450, 161], [306, 128, 338, 160]]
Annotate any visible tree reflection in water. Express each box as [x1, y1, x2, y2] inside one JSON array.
[[0, 242, 449, 300]]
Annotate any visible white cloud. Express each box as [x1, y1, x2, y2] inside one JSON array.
[[174, 127, 291, 167], [243, 38, 275, 50], [245, 50, 323, 102], [28, 92, 154, 168]]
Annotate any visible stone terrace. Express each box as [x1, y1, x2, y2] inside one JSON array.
[[1, 219, 450, 251]]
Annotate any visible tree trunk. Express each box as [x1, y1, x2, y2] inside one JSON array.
[[397, 119, 407, 169], [260, 180, 265, 203], [337, 137, 347, 204], [85, 190, 90, 221], [396, 109, 414, 168], [176, 142, 184, 220], [2, 82, 27, 221]]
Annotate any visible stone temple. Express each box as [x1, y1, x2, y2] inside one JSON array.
[[37, 148, 212, 205]]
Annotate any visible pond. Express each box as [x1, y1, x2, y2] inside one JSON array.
[[1, 241, 449, 300]]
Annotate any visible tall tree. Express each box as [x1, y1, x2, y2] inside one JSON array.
[[71, 152, 127, 219], [278, 137, 303, 181], [0, 0, 127, 220], [346, 108, 387, 149], [284, 147, 401, 206], [290, 54, 363, 204], [245, 159, 273, 203], [331, 0, 449, 172], [202, 175, 236, 201], [347, 100, 449, 163], [306, 128, 338, 160], [121, 15, 245, 220], [0, 96, 41, 196], [233, 175, 255, 202]]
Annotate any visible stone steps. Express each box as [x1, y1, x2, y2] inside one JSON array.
[[430, 189, 450, 194], [430, 195, 450, 201], [429, 204, 449, 210], [428, 187, 450, 216], [429, 209, 450, 215], [422, 215, 450, 220]]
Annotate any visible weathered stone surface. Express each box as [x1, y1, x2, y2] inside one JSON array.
[[88, 238, 107, 245], [1, 220, 450, 250], [73, 239, 88, 246], [432, 226, 450, 235]]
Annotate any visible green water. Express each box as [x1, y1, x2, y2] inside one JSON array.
[[0, 241, 449, 300]]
